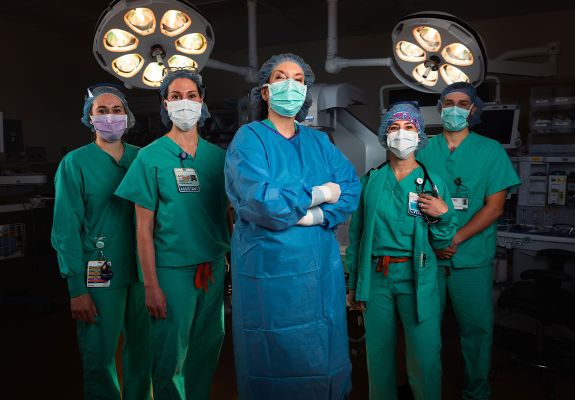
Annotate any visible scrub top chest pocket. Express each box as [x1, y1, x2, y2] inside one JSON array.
[[174, 168, 200, 193]]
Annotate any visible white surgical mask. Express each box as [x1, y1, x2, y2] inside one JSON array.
[[386, 129, 419, 159], [166, 99, 202, 131]]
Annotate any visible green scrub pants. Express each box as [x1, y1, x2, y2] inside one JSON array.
[[151, 257, 225, 400], [438, 265, 493, 400], [77, 281, 152, 400], [364, 260, 441, 400]]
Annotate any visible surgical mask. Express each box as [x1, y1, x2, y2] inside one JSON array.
[[386, 129, 419, 159], [91, 114, 127, 142], [265, 78, 307, 117], [441, 105, 472, 132], [166, 99, 202, 131]]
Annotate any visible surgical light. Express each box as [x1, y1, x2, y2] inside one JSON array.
[[413, 26, 441, 52], [390, 11, 487, 93], [143, 62, 166, 87], [176, 33, 208, 54], [104, 29, 139, 52], [112, 54, 144, 77], [395, 41, 426, 63], [160, 10, 191, 37], [94, 0, 214, 89], [124, 8, 156, 36], [412, 63, 438, 86], [440, 64, 470, 85], [442, 43, 473, 66], [168, 54, 197, 69]]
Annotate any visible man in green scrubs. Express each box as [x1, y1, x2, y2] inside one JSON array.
[[51, 85, 151, 399], [115, 70, 230, 400], [417, 82, 521, 400]]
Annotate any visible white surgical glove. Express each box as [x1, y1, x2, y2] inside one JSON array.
[[310, 182, 341, 207], [297, 206, 324, 226]]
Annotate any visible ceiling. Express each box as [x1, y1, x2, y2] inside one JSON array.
[[1, 0, 573, 53]]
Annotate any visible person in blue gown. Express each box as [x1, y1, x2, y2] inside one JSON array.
[[225, 53, 361, 400]]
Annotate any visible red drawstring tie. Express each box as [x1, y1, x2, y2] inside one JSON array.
[[376, 256, 411, 276], [195, 262, 214, 292]]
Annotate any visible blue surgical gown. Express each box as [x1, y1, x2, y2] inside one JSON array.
[[225, 121, 360, 400]]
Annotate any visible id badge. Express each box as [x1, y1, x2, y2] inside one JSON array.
[[408, 192, 423, 218], [87, 261, 111, 288], [452, 197, 469, 211], [174, 168, 200, 193]]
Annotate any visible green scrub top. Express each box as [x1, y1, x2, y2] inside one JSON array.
[[51, 142, 140, 297], [372, 166, 421, 257], [417, 132, 521, 268], [345, 163, 457, 321], [115, 135, 230, 267]]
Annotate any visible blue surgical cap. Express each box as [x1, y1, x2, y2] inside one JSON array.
[[159, 69, 211, 129], [250, 53, 315, 122], [378, 101, 428, 149], [437, 82, 484, 126], [81, 85, 135, 132]]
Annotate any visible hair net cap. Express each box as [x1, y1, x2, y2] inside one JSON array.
[[437, 82, 484, 126], [159, 69, 210, 128], [251, 53, 315, 122], [81, 85, 136, 132], [378, 101, 428, 149]]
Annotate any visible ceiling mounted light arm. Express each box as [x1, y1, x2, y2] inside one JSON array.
[[151, 44, 166, 65], [206, 59, 256, 78], [325, 0, 393, 73], [487, 42, 559, 77], [203, 0, 258, 83]]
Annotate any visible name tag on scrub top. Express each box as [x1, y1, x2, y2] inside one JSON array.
[[408, 192, 424, 218], [452, 197, 469, 211], [87, 261, 111, 288], [174, 168, 200, 193]]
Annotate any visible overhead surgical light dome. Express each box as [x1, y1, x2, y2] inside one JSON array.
[[391, 11, 487, 93], [93, 0, 215, 89]]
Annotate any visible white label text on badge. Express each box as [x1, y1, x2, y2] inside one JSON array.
[[87, 261, 111, 288], [408, 192, 424, 218], [452, 197, 469, 211], [174, 168, 200, 193]]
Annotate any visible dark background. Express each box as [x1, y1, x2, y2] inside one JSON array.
[[1, 1, 575, 398]]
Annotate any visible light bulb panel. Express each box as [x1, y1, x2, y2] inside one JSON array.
[[390, 11, 487, 93], [93, 0, 215, 89]]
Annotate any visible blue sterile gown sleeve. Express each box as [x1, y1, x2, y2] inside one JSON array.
[[225, 121, 360, 400]]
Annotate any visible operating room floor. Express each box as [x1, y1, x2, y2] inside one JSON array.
[[3, 264, 575, 400]]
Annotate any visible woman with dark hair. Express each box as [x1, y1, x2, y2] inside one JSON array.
[[52, 85, 152, 399], [116, 69, 231, 400], [225, 53, 361, 400], [346, 102, 457, 400]]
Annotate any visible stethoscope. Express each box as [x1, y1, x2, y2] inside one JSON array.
[[414, 161, 440, 224], [414, 161, 439, 198], [370, 160, 438, 196], [369, 160, 439, 223]]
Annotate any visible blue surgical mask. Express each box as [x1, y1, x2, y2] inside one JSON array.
[[441, 105, 471, 132], [265, 79, 307, 117]]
